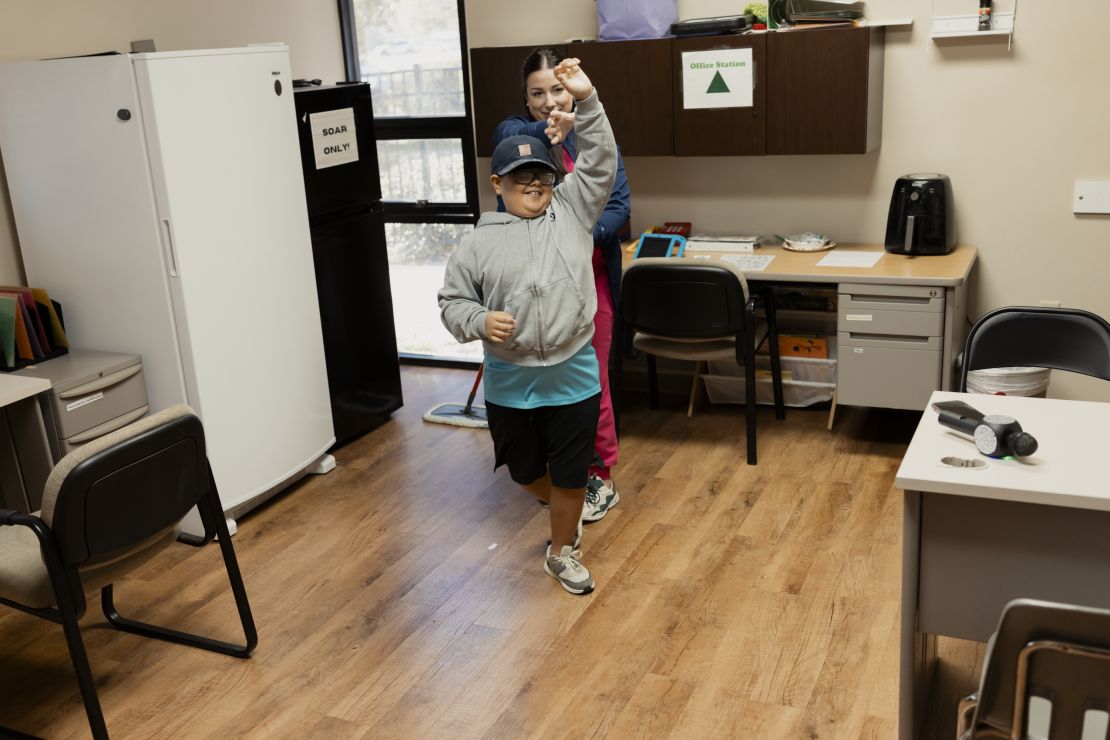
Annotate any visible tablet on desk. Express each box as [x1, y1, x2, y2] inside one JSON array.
[[633, 233, 686, 259]]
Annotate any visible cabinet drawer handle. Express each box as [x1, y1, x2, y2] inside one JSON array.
[[67, 405, 150, 444], [846, 294, 935, 306], [57, 365, 142, 399], [848, 333, 931, 344]]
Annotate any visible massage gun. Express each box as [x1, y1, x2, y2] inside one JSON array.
[[932, 400, 1039, 459]]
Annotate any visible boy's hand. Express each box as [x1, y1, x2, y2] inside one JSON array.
[[484, 311, 516, 343], [553, 58, 593, 101], [545, 110, 575, 145]]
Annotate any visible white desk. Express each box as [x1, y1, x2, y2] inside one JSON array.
[[0, 374, 52, 512], [894, 391, 1110, 739]]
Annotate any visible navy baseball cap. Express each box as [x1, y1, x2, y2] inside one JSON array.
[[490, 135, 557, 176]]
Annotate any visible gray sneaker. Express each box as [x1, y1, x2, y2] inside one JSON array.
[[582, 476, 620, 523], [544, 545, 594, 594]]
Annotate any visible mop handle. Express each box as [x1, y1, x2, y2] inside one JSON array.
[[463, 364, 484, 414]]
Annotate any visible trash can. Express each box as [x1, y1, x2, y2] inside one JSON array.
[[966, 367, 1050, 397]]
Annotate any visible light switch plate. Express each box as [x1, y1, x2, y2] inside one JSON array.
[[1074, 181, 1110, 214]]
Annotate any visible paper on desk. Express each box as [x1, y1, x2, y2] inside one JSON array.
[[720, 254, 774, 271], [816, 250, 884, 268]]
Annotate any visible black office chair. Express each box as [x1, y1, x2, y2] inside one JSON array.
[[959, 307, 1110, 392], [957, 598, 1110, 740], [621, 257, 785, 465], [0, 405, 257, 740]]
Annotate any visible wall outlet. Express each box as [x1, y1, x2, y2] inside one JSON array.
[[1039, 300, 1061, 308]]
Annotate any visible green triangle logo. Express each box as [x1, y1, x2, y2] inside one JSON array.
[[706, 70, 730, 94]]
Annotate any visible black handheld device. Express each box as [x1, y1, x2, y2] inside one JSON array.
[[633, 233, 687, 259], [932, 400, 1038, 458]]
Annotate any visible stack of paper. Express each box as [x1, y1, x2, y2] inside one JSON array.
[[687, 235, 761, 253], [720, 254, 775, 271]]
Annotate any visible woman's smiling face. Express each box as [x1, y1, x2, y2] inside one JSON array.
[[525, 67, 574, 122]]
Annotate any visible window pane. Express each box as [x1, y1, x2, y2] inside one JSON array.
[[386, 222, 481, 359], [353, 0, 464, 116], [377, 139, 467, 203]]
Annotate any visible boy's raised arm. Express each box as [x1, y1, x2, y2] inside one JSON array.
[[548, 59, 617, 234]]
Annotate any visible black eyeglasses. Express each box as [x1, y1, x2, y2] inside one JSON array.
[[507, 170, 556, 186]]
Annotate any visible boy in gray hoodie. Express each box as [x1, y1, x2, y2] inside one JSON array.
[[438, 58, 617, 595]]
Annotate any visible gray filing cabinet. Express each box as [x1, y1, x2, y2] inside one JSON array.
[[836, 283, 944, 410], [13, 349, 149, 463]]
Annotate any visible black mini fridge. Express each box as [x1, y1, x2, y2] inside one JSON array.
[[294, 82, 403, 446]]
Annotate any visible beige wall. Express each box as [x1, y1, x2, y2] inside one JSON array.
[[465, 0, 1110, 401], [0, 0, 344, 285], [2, 2, 1108, 400]]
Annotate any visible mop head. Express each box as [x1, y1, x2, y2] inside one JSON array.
[[423, 402, 489, 428]]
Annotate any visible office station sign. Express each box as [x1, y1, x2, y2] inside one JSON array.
[[309, 107, 360, 169], [681, 48, 754, 110]]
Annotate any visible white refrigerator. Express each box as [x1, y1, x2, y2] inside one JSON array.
[[0, 46, 335, 537]]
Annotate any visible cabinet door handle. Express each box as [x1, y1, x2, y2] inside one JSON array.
[[161, 218, 179, 277]]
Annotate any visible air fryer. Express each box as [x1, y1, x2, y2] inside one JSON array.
[[884, 174, 956, 255]]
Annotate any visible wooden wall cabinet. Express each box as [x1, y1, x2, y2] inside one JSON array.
[[568, 39, 674, 156], [469, 27, 884, 158], [672, 34, 767, 156], [766, 26, 883, 155]]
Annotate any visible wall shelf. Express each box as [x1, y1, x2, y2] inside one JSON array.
[[930, 1, 1017, 47], [864, 18, 914, 29]]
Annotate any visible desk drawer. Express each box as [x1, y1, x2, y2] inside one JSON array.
[[839, 283, 945, 312], [50, 365, 148, 439], [837, 332, 941, 410], [838, 283, 944, 337], [838, 308, 943, 337]]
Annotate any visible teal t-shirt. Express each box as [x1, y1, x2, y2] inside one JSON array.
[[483, 342, 601, 409]]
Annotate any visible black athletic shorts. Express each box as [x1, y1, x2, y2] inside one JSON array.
[[485, 393, 601, 490]]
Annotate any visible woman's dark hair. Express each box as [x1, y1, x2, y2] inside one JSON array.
[[520, 47, 568, 178], [521, 47, 561, 98]]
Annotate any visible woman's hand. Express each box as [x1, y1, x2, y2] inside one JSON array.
[[553, 58, 593, 101], [484, 311, 516, 343], [545, 110, 575, 145]]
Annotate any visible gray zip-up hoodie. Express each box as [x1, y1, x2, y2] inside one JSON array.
[[438, 91, 617, 367]]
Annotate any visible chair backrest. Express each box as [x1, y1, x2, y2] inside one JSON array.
[[620, 258, 750, 339], [960, 307, 1110, 391], [40, 405, 209, 567], [972, 599, 1110, 739]]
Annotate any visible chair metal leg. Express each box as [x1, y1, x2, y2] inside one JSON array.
[[762, 287, 786, 420], [687, 361, 704, 418], [102, 489, 257, 659], [742, 327, 758, 466], [647, 353, 659, 410], [59, 599, 109, 740]]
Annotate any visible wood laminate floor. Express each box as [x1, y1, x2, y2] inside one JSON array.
[[0, 366, 981, 739]]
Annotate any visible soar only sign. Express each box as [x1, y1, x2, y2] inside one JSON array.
[[309, 107, 360, 170]]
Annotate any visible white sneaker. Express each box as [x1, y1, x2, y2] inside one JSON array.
[[582, 476, 620, 523], [544, 545, 594, 594]]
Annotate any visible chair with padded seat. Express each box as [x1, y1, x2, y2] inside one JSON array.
[[0, 404, 257, 740], [957, 598, 1110, 740], [621, 257, 785, 465], [960, 306, 1110, 392]]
